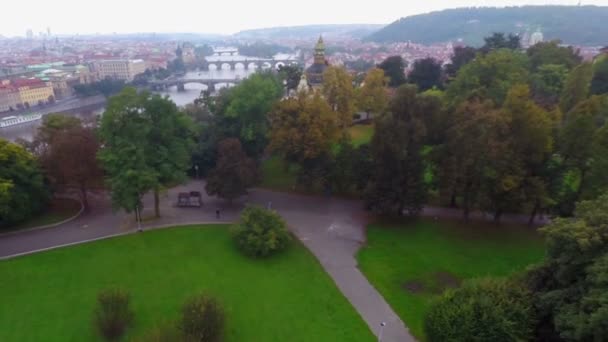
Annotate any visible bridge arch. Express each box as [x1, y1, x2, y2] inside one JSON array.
[[234, 62, 246, 70]]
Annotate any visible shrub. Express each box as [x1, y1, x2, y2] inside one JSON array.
[[179, 294, 225, 342], [424, 278, 534, 342], [93, 288, 134, 341], [232, 205, 291, 257]]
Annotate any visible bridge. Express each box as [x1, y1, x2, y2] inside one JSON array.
[[202, 57, 300, 71], [149, 78, 244, 92]]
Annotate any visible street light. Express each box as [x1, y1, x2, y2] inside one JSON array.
[[378, 322, 386, 342], [194, 164, 199, 179]]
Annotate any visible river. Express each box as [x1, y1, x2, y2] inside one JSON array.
[[0, 68, 255, 142]]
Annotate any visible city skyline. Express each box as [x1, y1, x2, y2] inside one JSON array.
[[2, 0, 606, 37]]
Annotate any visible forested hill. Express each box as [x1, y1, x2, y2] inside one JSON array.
[[235, 24, 384, 40], [366, 6, 608, 46]]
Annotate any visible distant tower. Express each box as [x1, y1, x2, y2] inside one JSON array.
[[529, 27, 544, 47], [26, 29, 33, 40], [47, 27, 51, 37], [314, 35, 326, 65]]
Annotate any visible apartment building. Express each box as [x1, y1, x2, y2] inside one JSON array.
[[93, 59, 146, 82]]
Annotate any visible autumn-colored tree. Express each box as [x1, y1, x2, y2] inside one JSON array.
[[365, 85, 427, 216], [205, 138, 256, 202], [323, 66, 356, 131], [356, 68, 388, 120], [39, 125, 103, 211], [526, 40, 582, 71], [268, 92, 338, 187]]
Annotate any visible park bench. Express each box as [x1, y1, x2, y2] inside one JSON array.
[[176, 191, 203, 208]]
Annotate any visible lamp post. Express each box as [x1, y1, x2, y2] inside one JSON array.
[[194, 164, 199, 179], [378, 322, 386, 342]]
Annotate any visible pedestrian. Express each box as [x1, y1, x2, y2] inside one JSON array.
[[216, 208, 220, 219]]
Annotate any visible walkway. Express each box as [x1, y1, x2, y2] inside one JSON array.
[[2, 181, 452, 341]]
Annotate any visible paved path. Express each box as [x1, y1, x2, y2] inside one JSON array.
[[1, 180, 547, 341]]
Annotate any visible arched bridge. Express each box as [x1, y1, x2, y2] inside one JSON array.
[[202, 58, 300, 71], [150, 78, 243, 92]]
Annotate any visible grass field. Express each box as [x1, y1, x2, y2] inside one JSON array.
[[349, 124, 374, 147], [357, 220, 545, 340], [0, 226, 374, 342], [3, 198, 81, 232]]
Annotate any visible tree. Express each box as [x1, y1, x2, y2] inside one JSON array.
[[268, 92, 338, 187], [408, 57, 443, 91], [527, 40, 582, 71], [480, 32, 521, 53], [143, 94, 194, 217], [365, 85, 427, 216], [438, 99, 506, 220], [425, 278, 534, 342], [205, 138, 256, 202], [357, 68, 388, 120], [530, 64, 569, 108], [322, 66, 356, 130], [447, 49, 529, 107], [492, 85, 553, 223], [559, 62, 593, 114], [278, 64, 302, 91], [39, 125, 103, 211], [525, 193, 608, 341], [0, 139, 49, 228], [378, 56, 406, 87], [223, 72, 283, 158], [231, 205, 291, 257], [98, 88, 158, 221], [590, 56, 608, 95], [178, 294, 224, 342], [445, 46, 477, 79]]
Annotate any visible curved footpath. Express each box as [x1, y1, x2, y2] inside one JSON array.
[[0, 180, 547, 341]]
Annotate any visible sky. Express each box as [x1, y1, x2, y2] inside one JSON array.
[[1, 0, 607, 37]]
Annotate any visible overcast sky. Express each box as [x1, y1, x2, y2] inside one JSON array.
[[1, 0, 606, 37]]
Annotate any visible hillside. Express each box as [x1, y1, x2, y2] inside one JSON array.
[[367, 6, 608, 46], [235, 24, 384, 40]]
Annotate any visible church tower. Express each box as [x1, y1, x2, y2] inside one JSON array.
[[314, 36, 326, 65]]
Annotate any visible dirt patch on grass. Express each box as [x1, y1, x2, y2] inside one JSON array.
[[402, 271, 462, 295], [435, 271, 461, 291], [402, 280, 425, 294]]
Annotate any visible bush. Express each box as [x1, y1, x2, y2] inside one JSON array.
[[179, 294, 225, 342], [424, 278, 534, 342], [93, 288, 134, 341], [232, 205, 291, 257]]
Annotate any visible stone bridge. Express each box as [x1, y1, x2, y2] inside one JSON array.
[[202, 58, 300, 71], [150, 78, 243, 92]]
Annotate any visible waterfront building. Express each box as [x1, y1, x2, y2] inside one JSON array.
[[92, 59, 146, 82], [0, 78, 55, 112]]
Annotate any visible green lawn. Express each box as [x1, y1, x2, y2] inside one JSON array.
[[3, 198, 81, 232], [0, 226, 374, 342], [357, 220, 545, 340], [349, 124, 374, 147]]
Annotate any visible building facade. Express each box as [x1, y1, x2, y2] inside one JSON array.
[[93, 59, 146, 82], [0, 78, 55, 112]]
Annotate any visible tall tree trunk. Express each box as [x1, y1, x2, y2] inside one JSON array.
[[154, 188, 160, 218], [79, 182, 89, 212], [463, 205, 470, 221], [529, 199, 540, 226], [450, 191, 457, 208]]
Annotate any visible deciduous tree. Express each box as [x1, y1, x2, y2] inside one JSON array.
[[357, 68, 388, 120], [205, 138, 256, 202], [408, 57, 443, 91], [365, 85, 427, 216], [378, 56, 406, 87], [0, 139, 48, 228], [323, 66, 356, 131]]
